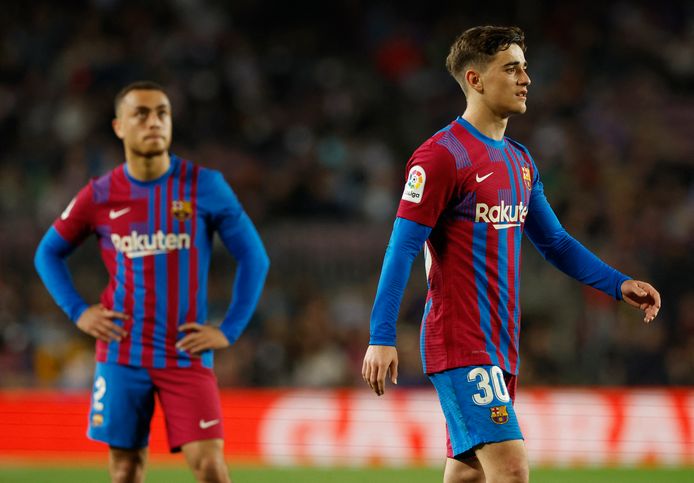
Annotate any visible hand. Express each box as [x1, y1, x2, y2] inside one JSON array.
[[176, 323, 230, 355], [362, 345, 398, 396], [76, 304, 129, 342], [621, 280, 661, 323]]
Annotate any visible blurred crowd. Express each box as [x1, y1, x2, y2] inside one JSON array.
[[0, 0, 692, 389]]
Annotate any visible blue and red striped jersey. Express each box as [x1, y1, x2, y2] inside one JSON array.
[[52, 155, 244, 369], [397, 117, 537, 375]]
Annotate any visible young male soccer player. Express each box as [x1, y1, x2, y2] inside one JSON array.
[[362, 26, 661, 483], [35, 81, 269, 483]]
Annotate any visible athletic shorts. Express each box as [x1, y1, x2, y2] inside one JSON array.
[[429, 365, 523, 459], [87, 362, 224, 452]]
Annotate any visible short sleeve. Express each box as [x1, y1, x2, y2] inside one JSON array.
[[52, 183, 95, 246], [395, 143, 457, 228]]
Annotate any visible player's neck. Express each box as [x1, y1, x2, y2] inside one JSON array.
[[125, 151, 171, 182], [462, 106, 508, 141]]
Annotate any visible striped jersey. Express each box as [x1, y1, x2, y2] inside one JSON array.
[[53, 155, 242, 369], [397, 117, 538, 375]]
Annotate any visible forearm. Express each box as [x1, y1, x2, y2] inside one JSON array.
[[34, 227, 89, 322], [370, 217, 431, 345], [217, 212, 270, 343], [536, 232, 630, 300]]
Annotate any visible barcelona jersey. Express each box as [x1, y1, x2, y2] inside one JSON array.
[[52, 155, 244, 369], [397, 117, 539, 375]]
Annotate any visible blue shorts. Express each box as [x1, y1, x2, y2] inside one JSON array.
[[88, 362, 224, 451], [429, 365, 523, 459]]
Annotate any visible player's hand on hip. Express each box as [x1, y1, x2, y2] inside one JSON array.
[[176, 323, 230, 355], [76, 304, 129, 342], [362, 345, 398, 397], [621, 280, 661, 323]]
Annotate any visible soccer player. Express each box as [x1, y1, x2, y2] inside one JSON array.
[[34, 81, 270, 483], [362, 26, 661, 483]]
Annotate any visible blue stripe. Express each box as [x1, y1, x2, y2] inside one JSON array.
[[436, 131, 473, 169], [472, 223, 498, 366], [496, 232, 511, 371], [513, 228, 522, 371], [108, 252, 125, 363], [153, 184, 169, 368], [130, 255, 145, 366], [501, 149, 518, 208], [419, 298, 433, 373], [507, 147, 525, 203], [177, 166, 193, 367]]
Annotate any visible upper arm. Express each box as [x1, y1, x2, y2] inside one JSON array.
[[52, 183, 95, 246], [396, 144, 457, 228]]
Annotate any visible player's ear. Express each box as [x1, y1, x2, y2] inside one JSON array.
[[112, 117, 124, 140], [465, 69, 484, 94]]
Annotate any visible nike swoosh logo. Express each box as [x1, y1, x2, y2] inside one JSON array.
[[199, 419, 220, 429], [109, 207, 131, 220], [476, 172, 493, 183]]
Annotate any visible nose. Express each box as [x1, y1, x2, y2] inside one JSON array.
[[147, 111, 162, 128], [519, 69, 531, 86]]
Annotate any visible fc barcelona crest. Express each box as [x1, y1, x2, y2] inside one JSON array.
[[521, 166, 532, 190], [490, 405, 509, 424], [171, 200, 193, 221]]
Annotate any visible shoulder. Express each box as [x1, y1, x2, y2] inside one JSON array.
[[505, 137, 534, 161]]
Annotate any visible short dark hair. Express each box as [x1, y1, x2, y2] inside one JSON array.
[[114, 80, 167, 115], [446, 26, 526, 86]]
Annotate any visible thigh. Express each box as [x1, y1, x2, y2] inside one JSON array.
[[149, 365, 224, 452], [88, 362, 155, 450], [444, 455, 484, 483], [429, 365, 523, 459], [475, 439, 528, 481]]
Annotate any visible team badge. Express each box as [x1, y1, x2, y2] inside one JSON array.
[[402, 165, 426, 204], [490, 405, 509, 424], [171, 200, 193, 221], [91, 414, 104, 427], [521, 166, 532, 190]]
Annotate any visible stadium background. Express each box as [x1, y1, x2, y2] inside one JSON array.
[[0, 0, 692, 480]]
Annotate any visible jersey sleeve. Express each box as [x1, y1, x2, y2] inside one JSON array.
[[52, 183, 95, 245], [525, 170, 630, 300], [395, 143, 457, 228], [197, 169, 269, 343]]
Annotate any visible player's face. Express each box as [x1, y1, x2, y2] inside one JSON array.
[[479, 44, 531, 117], [113, 90, 172, 157]]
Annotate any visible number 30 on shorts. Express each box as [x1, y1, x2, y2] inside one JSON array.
[[467, 366, 510, 405]]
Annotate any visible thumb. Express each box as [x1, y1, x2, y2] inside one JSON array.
[[390, 359, 398, 385]]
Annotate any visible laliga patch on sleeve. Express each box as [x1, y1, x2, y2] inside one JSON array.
[[402, 166, 426, 203]]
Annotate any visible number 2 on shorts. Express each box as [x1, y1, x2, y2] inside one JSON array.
[[93, 376, 106, 411], [467, 366, 510, 405]]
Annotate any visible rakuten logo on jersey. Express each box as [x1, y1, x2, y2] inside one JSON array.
[[475, 200, 528, 230], [110, 230, 191, 258]]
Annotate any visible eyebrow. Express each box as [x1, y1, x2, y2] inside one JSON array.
[[132, 104, 170, 110], [503, 61, 528, 68]]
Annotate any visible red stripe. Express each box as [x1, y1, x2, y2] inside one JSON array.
[[485, 228, 505, 367], [506, 230, 519, 373], [456, 222, 482, 354], [165, 174, 178, 366], [118, 256, 135, 364], [187, 165, 201, 368]]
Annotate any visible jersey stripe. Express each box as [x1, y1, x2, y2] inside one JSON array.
[[506, 228, 519, 373], [473, 223, 497, 366], [152, 182, 168, 368], [485, 227, 504, 367], [497, 229, 511, 370], [165, 174, 179, 366], [177, 161, 191, 368], [139, 186, 157, 367]]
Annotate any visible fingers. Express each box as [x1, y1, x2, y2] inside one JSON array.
[[375, 362, 388, 396], [178, 322, 202, 332], [390, 359, 398, 386], [101, 308, 130, 321], [635, 281, 661, 323]]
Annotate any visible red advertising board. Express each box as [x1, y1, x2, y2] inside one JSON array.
[[0, 388, 692, 466]]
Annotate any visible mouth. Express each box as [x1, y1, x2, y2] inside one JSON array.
[[516, 90, 528, 100], [144, 135, 164, 141]]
